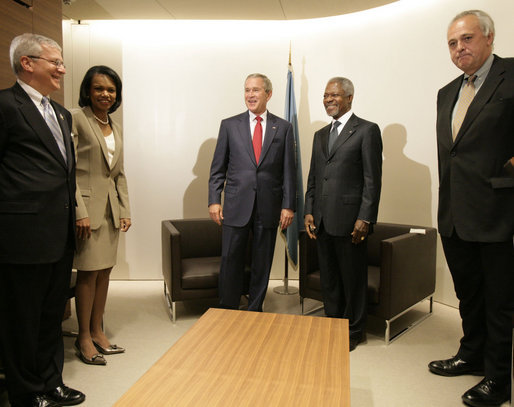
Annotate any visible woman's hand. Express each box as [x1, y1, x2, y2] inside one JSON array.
[[76, 217, 92, 239], [120, 218, 131, 232]]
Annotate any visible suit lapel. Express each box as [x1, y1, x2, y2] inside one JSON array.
[[319, 124, 331, 158], [238, 111, 257, 166], [440, 77, 462, 149], [259, 112, 279, 165], [328, 114, 359, 158], [455, 56, 505, 144], [14, 84, 68, 169], [84, 106, 111, 168]]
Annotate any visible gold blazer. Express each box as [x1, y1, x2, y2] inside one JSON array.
[[73, 106, 130, 230]]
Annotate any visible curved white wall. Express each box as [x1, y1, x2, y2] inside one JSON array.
[[63, 0, 514, 306]]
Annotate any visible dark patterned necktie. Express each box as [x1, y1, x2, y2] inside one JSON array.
[[328, 120, 341, 152]]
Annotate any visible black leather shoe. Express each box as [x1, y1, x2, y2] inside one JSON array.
[[46, 385, 85, 406], [428, 356, 484, 377], [462, 378, 510, 407], [16, 395, 61, 407]]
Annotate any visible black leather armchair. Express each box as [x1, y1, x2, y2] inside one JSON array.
[[161, 219, 250, 323], [299, 222, 437, 344]]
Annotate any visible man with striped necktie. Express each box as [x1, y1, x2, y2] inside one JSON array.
[[0, 33, 84, 407], [429, 10, 513, 407]]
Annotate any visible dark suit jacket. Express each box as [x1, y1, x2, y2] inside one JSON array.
[[0, 82, 76, 264], [305, 114, 382, 236], [208, 111, 296, 228], [436, 55, 514, 242]]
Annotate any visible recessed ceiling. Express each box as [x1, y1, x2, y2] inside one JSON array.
[[62, 0, 399, 20]]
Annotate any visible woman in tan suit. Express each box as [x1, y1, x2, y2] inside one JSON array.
[[73, 66, 131, 365]]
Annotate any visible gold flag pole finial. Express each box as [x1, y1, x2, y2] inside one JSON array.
[[288, 41, 291, 66]]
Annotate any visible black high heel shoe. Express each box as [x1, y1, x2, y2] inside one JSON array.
[[74, 339, 107, 365]]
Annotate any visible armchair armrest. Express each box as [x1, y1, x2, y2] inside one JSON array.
[[161, 220, 182, 298], [299, 231, 323, 301], [371, 228, 436, 320]]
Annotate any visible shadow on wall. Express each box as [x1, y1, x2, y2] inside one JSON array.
[[379, 123, 432, 227], [183, 138, 218, 219], [298, 56, 330, 186]]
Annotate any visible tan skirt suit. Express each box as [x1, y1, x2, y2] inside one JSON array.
[[72, 106, 131, 270]]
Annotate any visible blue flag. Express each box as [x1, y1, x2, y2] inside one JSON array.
[[281, 63, 304, 268]]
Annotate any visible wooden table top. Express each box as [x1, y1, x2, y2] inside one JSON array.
[[114, 308, 350, 406]]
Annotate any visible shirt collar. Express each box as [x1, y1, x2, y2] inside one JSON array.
[[332, 109, 353, 128], [17, 79, 47, 106], [465, 53, 494, 81], [249, 110, 268, 122]]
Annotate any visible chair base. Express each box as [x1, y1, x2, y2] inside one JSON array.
[[163, 281, 176, 324], [300, 296, 324, 315], [384, 294, 433, 345], [300, 294, 434, 345]]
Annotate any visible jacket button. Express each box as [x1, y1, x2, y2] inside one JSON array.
[[450, 151, 456, 157]]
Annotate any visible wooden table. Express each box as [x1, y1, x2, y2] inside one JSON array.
[[114, 308, 350, 406]]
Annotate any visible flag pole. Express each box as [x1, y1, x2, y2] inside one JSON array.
[[274, 41, 300, 296], [273, 246, 297, 295]]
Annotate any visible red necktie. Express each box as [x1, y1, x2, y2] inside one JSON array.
[[253, 116, 263, 163]]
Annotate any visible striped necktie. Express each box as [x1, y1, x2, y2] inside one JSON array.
[[41, 97, 67, 163], [452, 75, 477, 140]]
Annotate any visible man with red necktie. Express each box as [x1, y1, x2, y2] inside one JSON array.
[[208, 73, 296, 312]]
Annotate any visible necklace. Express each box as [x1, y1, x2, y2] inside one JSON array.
[[93, 114, 109, 125]]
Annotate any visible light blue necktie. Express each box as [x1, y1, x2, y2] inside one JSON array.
[[41, 97, 67, 163]]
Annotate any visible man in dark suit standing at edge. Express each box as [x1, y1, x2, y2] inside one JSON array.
[[0, 34, 85, 407], [428, 10, 513, 407], [304, 77, 382, 351], [208, 73, 296, 312]]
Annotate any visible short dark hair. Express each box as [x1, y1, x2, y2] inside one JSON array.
[[78, 65, 123, 113]]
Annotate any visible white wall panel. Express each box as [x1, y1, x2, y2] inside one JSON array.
[[63, 0, 514, 306]]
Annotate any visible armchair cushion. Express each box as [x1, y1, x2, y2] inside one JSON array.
[[162, 218, 253, 322], [181, 257, 220, 289]]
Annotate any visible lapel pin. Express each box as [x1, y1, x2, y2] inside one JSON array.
[[59, 113, 64, 120]]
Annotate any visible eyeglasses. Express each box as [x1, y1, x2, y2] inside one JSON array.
[[27, 56, 66, 69]]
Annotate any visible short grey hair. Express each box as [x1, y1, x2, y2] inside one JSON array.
[[450, 10, 495, 38], [10, 33, 62, 75], [245, 73, 273, 93], [327, 77, 354, 97]]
